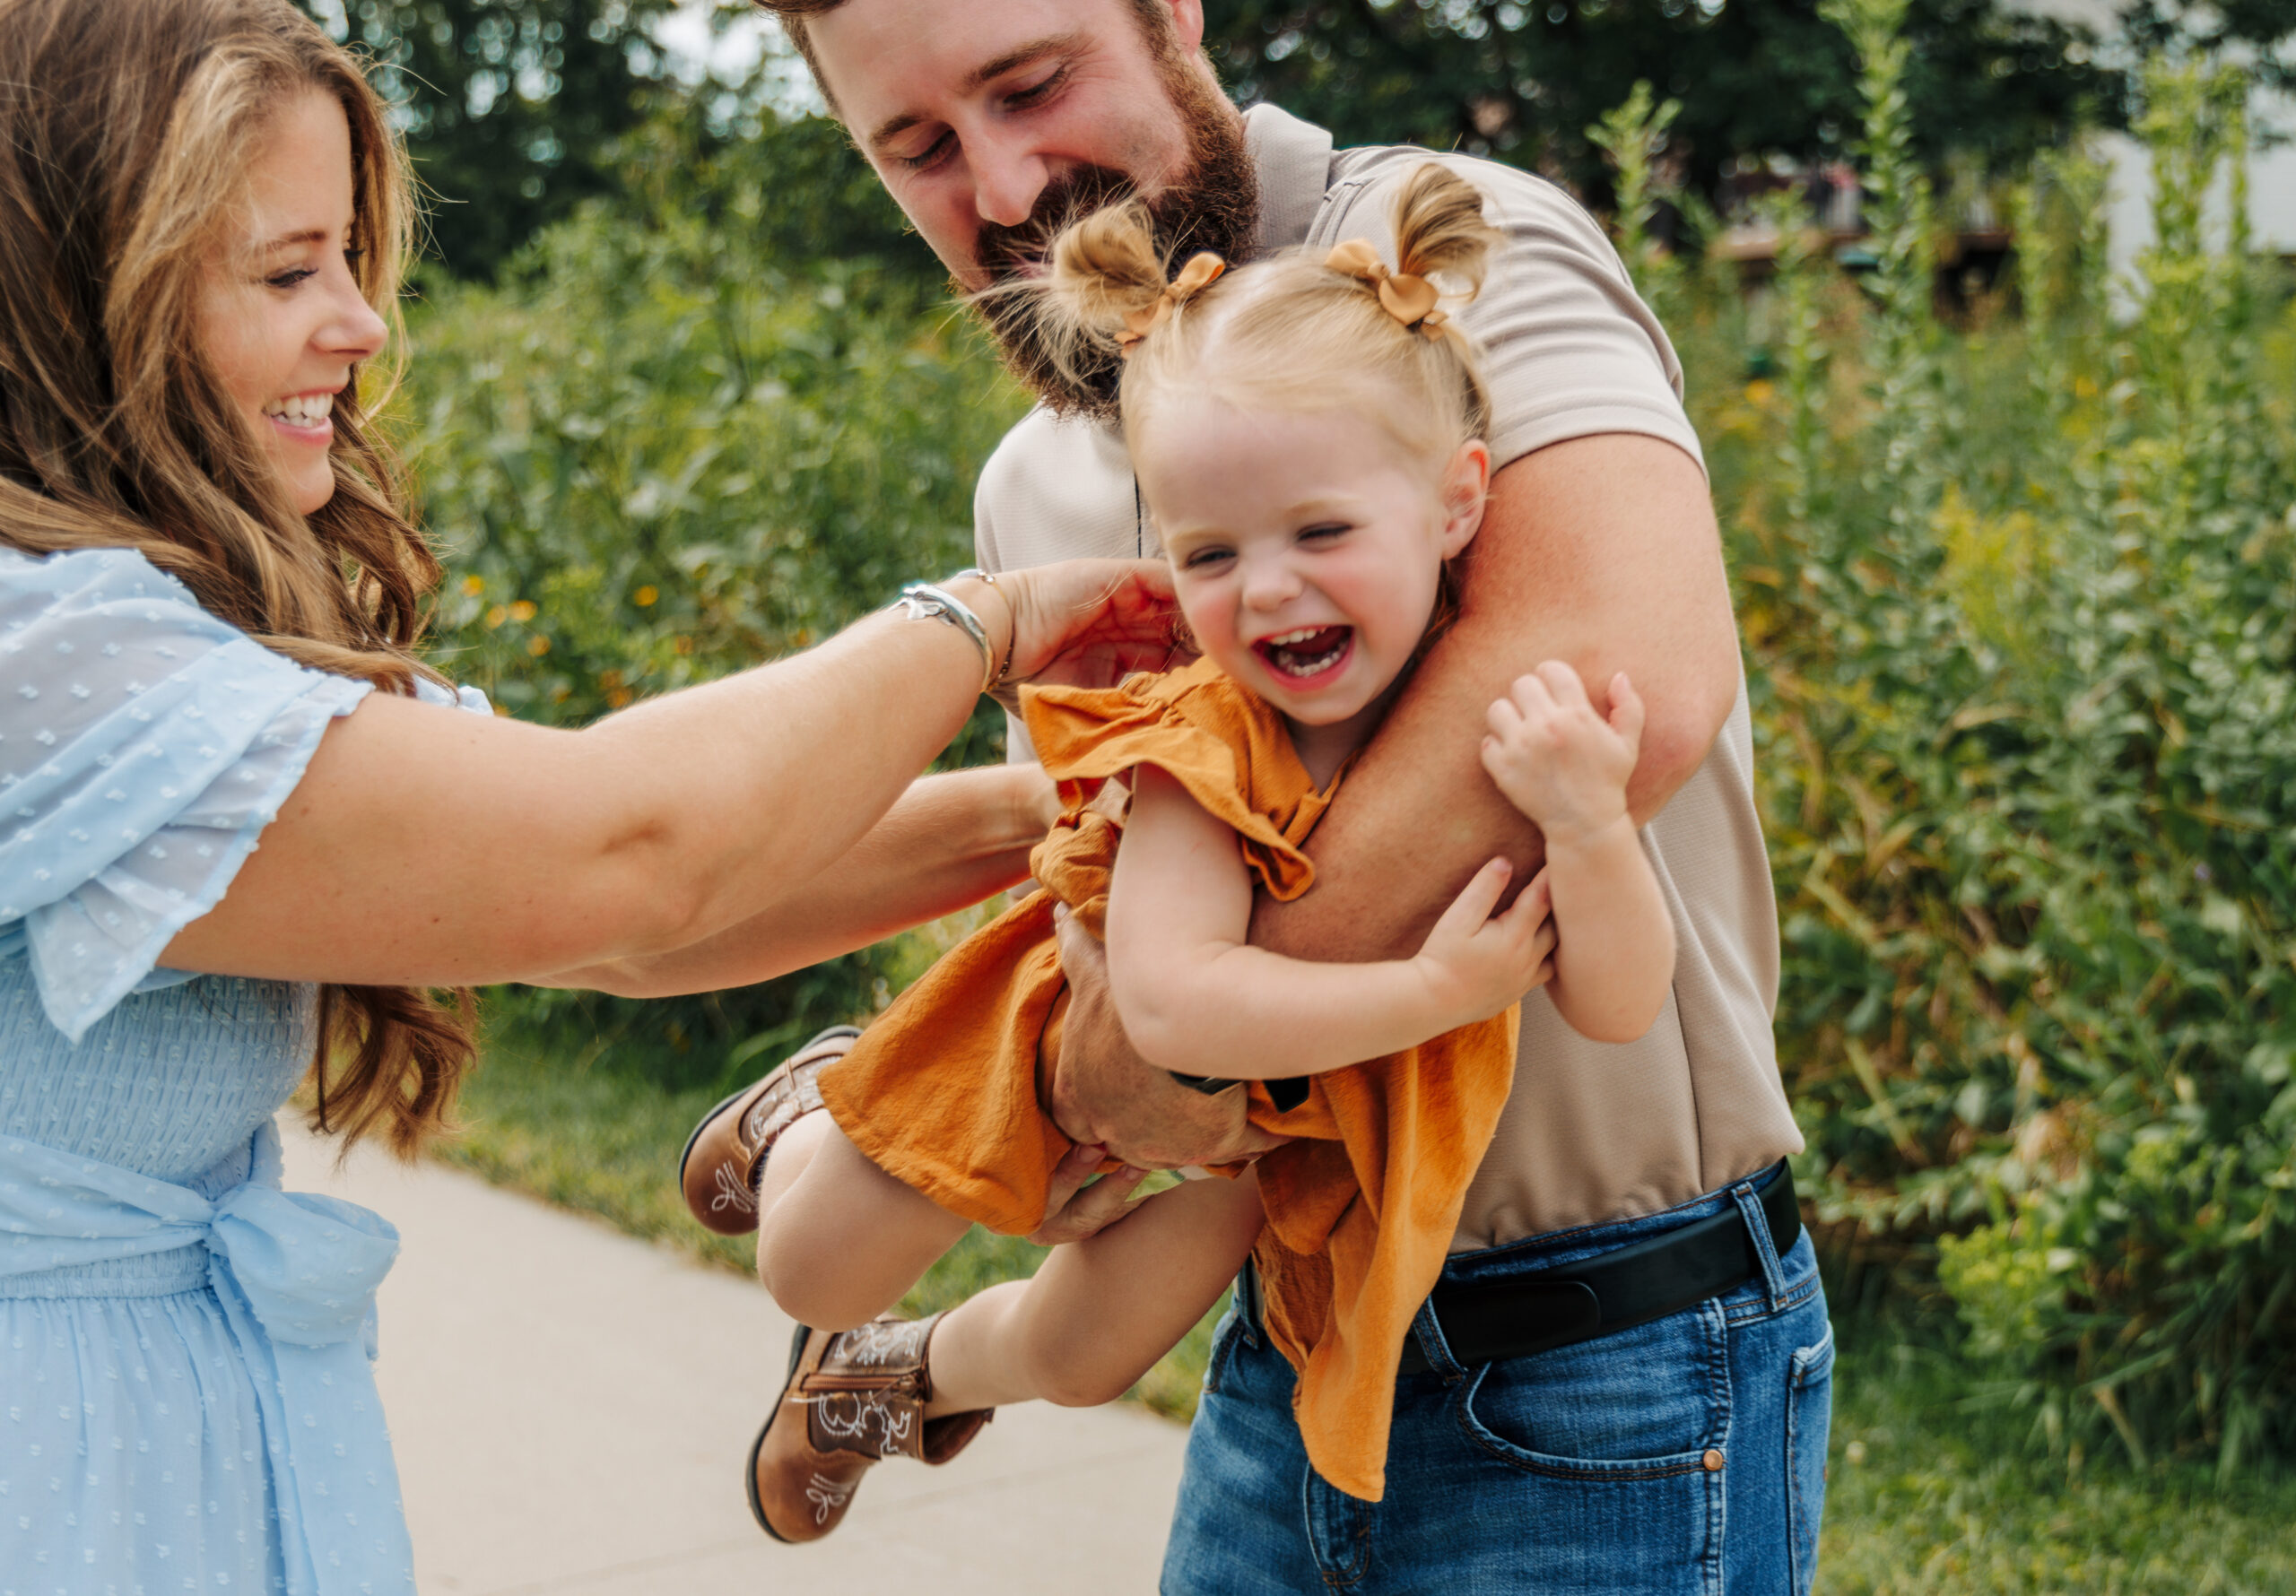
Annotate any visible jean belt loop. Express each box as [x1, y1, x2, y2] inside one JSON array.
[[1733, 1177, 1791, 1313], [1234, 1259, 1266, 1350], [1407, 1291, 1470, 1383]]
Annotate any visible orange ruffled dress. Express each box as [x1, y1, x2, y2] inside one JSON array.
[[818, 657, 1519, 1501]]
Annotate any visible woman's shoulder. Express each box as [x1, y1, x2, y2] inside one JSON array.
[[0, 542, 198, 596], [0, 542, 239, 646]]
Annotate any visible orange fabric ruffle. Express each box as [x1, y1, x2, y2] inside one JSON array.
[[818, 656, 1518, 1501]]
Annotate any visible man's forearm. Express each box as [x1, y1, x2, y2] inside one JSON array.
[[1251, 434, 1740, 963], [554, 765, 1055, 996]]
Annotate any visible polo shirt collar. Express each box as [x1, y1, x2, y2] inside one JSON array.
[[1243, 103, 1335, 256]]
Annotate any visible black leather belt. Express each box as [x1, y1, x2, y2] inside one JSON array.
[[1240, 1161, 1802, 1377], [1170, 1070, 1311, 1112]]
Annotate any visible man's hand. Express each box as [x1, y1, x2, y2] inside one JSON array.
[[1044, 905, 1292, 1169], [1025, 1142, 1150, 1245]]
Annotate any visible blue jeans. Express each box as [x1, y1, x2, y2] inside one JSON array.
[[1162, 1165, 1834, 1595]]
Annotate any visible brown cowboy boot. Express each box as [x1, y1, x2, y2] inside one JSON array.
[[679, 1026, 863, 1236], [747, 1313, 993, 1543]]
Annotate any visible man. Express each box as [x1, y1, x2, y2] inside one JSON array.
[[691, 1, 1831, 1587]]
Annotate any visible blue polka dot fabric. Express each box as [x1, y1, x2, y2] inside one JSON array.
[[0, 546, 484, 1593]]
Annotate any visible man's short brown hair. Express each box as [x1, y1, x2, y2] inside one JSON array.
[[755, 0, 1181, 112]]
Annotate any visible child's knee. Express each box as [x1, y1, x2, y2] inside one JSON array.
[[1033, 1361, 1143, 1410], [754, 1234, 893, 1331]]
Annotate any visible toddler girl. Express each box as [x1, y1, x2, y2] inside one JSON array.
[[725, 165, 1676, 1535]]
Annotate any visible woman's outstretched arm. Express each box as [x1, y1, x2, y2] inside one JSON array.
[[162, 562, 1173, 989], [1103, 766, 1553, 1080]]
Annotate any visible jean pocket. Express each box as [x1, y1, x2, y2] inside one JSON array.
[[1786, 1323, 1836, 1595], [1441, 1305, 1726, 1593], [1454, 1298, 1727, 1474]]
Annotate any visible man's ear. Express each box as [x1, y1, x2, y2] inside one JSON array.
[[1439, 438, 1492, 558], [1163, 0, 1209, 53]]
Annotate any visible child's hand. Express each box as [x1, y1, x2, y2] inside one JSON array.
[[1481, 664, 1643, 849], [1414, 859, 1556, 1025]]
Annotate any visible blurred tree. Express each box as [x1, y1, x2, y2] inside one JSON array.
[[300, 0, 675, 279], [1203, 0, 2123, 212]]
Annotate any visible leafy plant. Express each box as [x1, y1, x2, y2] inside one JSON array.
[[404, 108, 1026, 1088], [1637, 33, 2296, 1472]]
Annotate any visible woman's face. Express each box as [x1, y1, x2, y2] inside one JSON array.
[[195, 89, 387, 517], [1137, 398, 1489, 731]]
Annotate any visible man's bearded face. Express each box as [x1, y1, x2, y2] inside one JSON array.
[[967, 55, 1258, 421]]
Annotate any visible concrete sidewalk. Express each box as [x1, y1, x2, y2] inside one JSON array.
[[283, 1131, 1190, 1596]]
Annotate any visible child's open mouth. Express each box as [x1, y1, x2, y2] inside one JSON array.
[[1255, 625, 1354, 684]]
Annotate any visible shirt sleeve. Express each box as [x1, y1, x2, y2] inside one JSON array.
[[0, 547, 476, 1040], [1314, 151, 1706, 475]]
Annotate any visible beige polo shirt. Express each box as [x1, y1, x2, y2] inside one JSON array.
[[974, 103, 1802, 1250]]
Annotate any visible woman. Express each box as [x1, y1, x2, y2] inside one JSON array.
[[0, 2, 1176, 1591]]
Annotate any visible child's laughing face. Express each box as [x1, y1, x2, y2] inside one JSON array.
[[1138, 401, 1489, 734]]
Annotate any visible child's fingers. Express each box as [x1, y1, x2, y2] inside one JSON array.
[[1535, 660, 1593, 712], [1432, 856, 1514, 941], [1509, 669, 1558, 718], [1486, 692, 1526, 741], [1495, 864, 1552, 937], [1492, 867, 1555, 978], [1608, 671, 1646, 751]]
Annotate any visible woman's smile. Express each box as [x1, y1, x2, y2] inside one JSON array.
[[262, 389, 337, 446]]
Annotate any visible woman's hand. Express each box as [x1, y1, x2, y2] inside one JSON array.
[[956, 559, 1182, 698], [1413, 859, 1556, 1027]]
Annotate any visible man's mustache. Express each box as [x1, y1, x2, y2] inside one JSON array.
[[974, 166, 1141, 280]]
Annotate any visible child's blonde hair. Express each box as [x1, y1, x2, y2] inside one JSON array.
[[1032, 162, 1502, 465]]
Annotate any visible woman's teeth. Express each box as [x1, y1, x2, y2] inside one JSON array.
[[1259, 625, 1352, 678], [263, 394, 334, 427]]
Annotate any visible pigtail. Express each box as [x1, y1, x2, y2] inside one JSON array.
[[1390, 163, 1502, 305], [1048, 202, 1170, 341], [1020, 201, 1173, 395]]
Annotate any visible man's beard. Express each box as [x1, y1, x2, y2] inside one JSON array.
[[965, 56, 1258, 421]]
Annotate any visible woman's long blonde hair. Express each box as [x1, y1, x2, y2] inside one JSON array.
[[1032, 162, 1503, 464], [0, 0, 473, 1156]]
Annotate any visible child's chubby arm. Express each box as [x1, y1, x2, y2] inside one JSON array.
[[1480, 664, 1677, 1044], [1105, 764, 1554, 1080]]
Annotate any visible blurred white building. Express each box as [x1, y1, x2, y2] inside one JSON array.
[[1999, 0, 2296, 270]]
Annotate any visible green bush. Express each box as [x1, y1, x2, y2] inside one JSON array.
[[1639, 4, 2296, 1473], [403, 108, 1025, 1087]]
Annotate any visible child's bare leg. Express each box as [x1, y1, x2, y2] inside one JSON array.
[[926, 1170, 1265, 1414], [752, 1109, 969, 1331]]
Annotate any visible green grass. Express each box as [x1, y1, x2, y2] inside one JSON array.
[[440, 1030, 2296, 1587], [1818, 1344, 2296, 1593]]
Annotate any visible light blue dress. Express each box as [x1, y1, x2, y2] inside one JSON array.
[[0, 546, 486, 1594]]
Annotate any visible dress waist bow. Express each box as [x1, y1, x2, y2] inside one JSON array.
[[0, 1120, 413, 1596]]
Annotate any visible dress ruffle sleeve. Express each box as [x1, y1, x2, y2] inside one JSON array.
[[1022, 669, 1319, 902], [0, 547, 484, 1041]]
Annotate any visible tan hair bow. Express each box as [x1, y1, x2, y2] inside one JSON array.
[[1325, 239, 1447, 337], [1116, 251, 1226, 354]]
